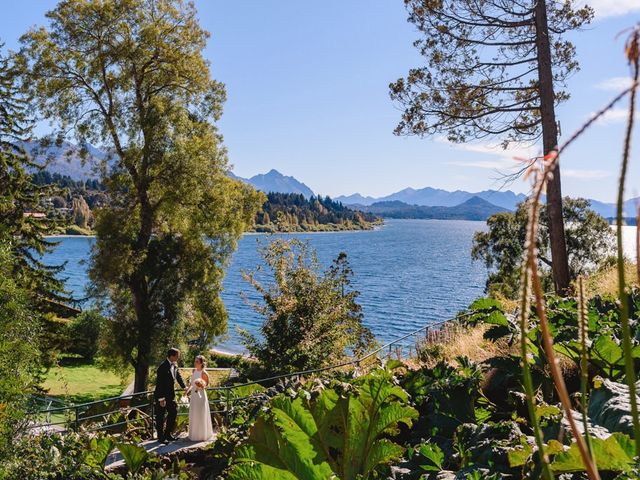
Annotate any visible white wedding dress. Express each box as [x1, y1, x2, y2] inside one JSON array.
[[188, 369, 214, 441]]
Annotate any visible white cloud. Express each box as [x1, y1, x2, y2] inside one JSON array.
[[563, 169, 612, 179], [449, 159, 514, 170], [595, 77, 633, 92], [436, 137, 539, 170], [579, 0, 640, 18], [593, 107, 627, 125]]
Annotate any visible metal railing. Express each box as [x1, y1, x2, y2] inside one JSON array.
[[29, 313, 473, 436]]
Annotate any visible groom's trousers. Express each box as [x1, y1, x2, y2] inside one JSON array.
[[155, 399, 178, 439]]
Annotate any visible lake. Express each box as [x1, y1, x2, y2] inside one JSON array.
[[42, 220, 638, 353]]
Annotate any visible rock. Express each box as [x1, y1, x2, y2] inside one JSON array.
[[588, 378, 640, 437]]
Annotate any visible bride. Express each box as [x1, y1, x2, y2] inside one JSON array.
[[186, 355, 214, 441]]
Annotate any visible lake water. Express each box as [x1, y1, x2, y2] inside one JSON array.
[[42, 220, 639, 353]]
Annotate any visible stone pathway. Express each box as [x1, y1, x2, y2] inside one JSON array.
[[105, 434, 216, 470]]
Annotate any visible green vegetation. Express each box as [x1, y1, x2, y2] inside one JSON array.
[[256, 192, 380, 232], [0, 247, 42, 460], [22, 0, 264, 393], [472, 198, 615, 299], [240, 239, 375, 375], [33, 172, 381, 234]]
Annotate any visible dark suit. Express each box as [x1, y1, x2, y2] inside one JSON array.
[[153, 359, 185, 440]]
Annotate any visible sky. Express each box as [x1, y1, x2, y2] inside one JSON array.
[[2, 0, 640, 202]]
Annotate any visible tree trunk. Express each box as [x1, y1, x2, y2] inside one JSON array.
[[131, 187, 154, 393], [134, 354, 150, 393], [534, 0, 571, 295]]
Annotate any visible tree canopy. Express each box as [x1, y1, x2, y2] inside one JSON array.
[[0, 43, 66, 306], [472, 198, 615, 299], [21, 0, 264, 391]]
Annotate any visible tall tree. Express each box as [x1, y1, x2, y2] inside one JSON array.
[[390, 0, 593, 295], [22, 0, 263, 391], [0, 42, 66, 306]]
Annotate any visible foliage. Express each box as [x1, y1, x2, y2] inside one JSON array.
[[551, 433, 636, 474], [472, 198, 615, 298], [0, 43, 66, 307], [21, 0, 264, 391], [240, 239, 375, 375], [402, 357, 486, 439], [0, 246, 42, 461], [390, 0, 592, 144], [256, 192, 380, 232], [0, 431, 190, 479], [64, 310, 106, 361], [226, 368, 418, 479]]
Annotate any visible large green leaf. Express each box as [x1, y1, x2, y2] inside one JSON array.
[[228, 368, 417, 480], [551, 433, 635, 473], [417, 443, 445, 472], [116, 442, 149, 475], [84, 436, 115, 472]]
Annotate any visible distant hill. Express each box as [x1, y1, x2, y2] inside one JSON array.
[[256, 192, 381, 232], [235, 169, 315, 198], [336, 187, 527, 210], [354, 196, 510, 221], [22, 141, 106, 180], [587, 198, 639, 218]]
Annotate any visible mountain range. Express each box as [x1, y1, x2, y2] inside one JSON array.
[[335, 188, 527, 211], [26, 141, 638, 219], [354, 197, 510, 221]]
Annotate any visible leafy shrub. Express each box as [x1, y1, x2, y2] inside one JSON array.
[[226, 368, 418, 479], [65, 310, 106, 361], [240, 239, 374, 375]]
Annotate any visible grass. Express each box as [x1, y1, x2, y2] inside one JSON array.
[[43, 358, 130, 404], [584, 261, 638, 298], [412, 324, 511, 368]]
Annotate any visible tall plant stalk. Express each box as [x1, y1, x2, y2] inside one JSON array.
[[578, 276, 595, 464], [525, 154, 600, 480], [636, 205, 640, 284], [616, 28, 640, 455], [520, 230, 554, 479]]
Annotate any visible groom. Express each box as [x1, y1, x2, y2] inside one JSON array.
[[154, 348, 186, 443]]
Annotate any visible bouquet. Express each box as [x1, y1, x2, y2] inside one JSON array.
[[193, 378, 206, 399]]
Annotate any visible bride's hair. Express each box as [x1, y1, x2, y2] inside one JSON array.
[[195, 355, 207, 368]]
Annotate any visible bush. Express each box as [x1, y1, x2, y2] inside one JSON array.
[[240, 239, 375, 375], [65, 310, 105, 361]]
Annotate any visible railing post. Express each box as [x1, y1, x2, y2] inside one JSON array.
[[225, 391, 231, 427], [74, 406, 79, 432], [149, 393, 155, 439]]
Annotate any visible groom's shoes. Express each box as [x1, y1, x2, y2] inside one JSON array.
[[165, 434, 178, 442]]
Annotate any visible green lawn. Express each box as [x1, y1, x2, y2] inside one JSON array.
[[43, 360, 130, 404], [43, 360, 231, 405]]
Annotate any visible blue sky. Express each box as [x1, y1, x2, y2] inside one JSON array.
[[2, 1, 640, 201]]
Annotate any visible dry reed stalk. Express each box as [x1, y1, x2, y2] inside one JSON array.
[[519, 251, 553, 479], [637, 205, 640, 284], [615, 26, 640, 455], [577, 276, 595, 465], [525, 152, 600, 479]]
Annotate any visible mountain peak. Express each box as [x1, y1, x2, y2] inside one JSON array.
[[233, 169, 315, 198]]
